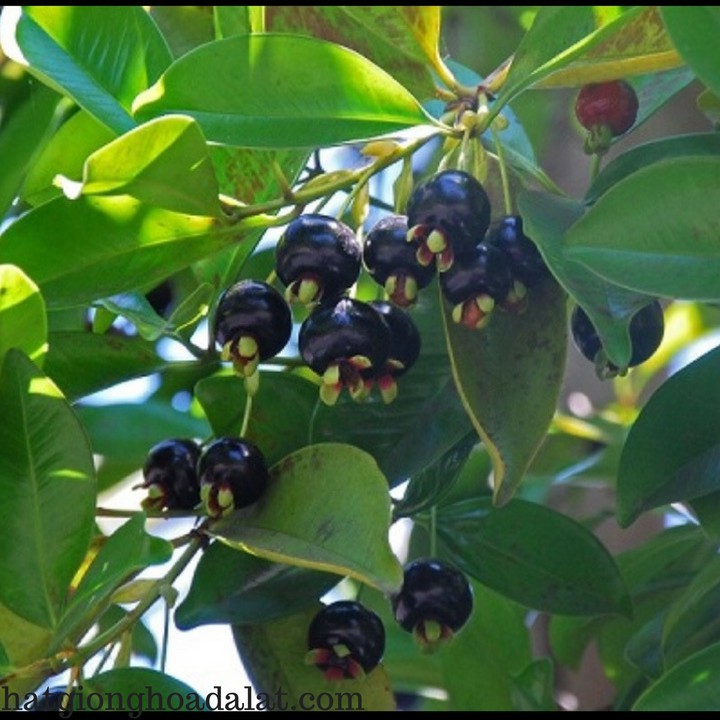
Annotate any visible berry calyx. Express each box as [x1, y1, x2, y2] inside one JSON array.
[[213, 280, 292, 394], [137, 438, 201, 511], [275, 214, 362, 306], [306, 600, 385, 681], [299, 297, 390, 406], [575, 80, 638, 154], [392, 558, 473, 650], [363, 215, 436, 307], [406, 169, 491, 272], [364, 301, 421, 404], [571, 300, 665, 379], [439, 243, 513, 329], [197, 437, 269, 518]]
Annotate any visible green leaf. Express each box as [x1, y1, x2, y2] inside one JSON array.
[[84, 668, 204, 710], [0, 350, 95, 628], [519, 190, 653, 369], [441, 277, 567, 505], [51, 514, 172, 651], [9, 7, 172, 133], [213, 6, 253, 38], [133, 34, 433, 148], [175, 542, 337, 629], [0, 264, 47, 365], [690, 490, 720, 539], [566, 157, 720, 302], [0, 195, 234, 309], [57, 116, 222, 217], [510, 659, 556, 711], [44, 331, 167, 402], [149, 6, 215, 59], [633, 642, 720, 711], [662, 7, 720, 97], [587, 133, 720, 203], [233, 606, 395, 711], [96, 605, 157, 664], [98, 293, 167, 340], [436, 498, 630, 616], [264, 6, 440, 100], [617, 345, 720, 527], [212, 443, 403, 594], [196, 371, 317, 467]]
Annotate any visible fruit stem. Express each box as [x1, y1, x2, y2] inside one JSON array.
[[240, 393, 253, 437], [430, 505, 438, 557], [492, 125, 513, 215], [160, 599, 170, 674], [95, 507, 206, 520], [589, 152, 602, 183]]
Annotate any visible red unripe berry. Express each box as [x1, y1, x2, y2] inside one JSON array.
[[575, 80, 638, 137]]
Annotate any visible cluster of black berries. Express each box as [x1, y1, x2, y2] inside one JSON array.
[[363, 169, 550, 331], [306, 558, 473, 681], [137, 436, 269, 519]]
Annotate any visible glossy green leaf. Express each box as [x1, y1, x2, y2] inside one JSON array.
[[213, 6, 253, 38], [0, 264, 47, 365], [265, 6, 440, 100], [212, 444, 403, 594], [233, 606, 395, 711], [662, 7, 720, 97], [617, 345, 720, 527], [133, 34, 433, 148], [0, 350, 95, 628], [57, 116, 222, 217], [84, 668, 204, 710], [149, 6, 215, 59], [633, 642, 720, 711], [78, 400, 209, 460], [587, 133, 720, 203], [566, 157, 720, 302], [195, 371, 317, 467], [0, 195, 235, 309], [0, 85, 59, 216], [441, 277, 567, 505], [175, 542, 337, 629], [690, 490, 720, 539], [21, 111, 116, 208], [98, 293, 167, 340], [625, 609, 669, 680], [44, 331, 167, 402], [10, 7, 171, 133], [436, 498, 630, 616], [519, 190, 653, 369], [510, 659, 556, 711], [51, 514, 172, 651]]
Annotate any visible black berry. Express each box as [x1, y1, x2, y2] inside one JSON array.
[[276, 214, 362, 305], [299, 297, 390, 405], [138, 438, 201, 511], [306, 600, 385, 681], [571, 300, 665, 378], [213, 279, 292, 392], [439, 242, 513, 329], [392, 558, 473, 648], [406, 169, 491, 272], [363, 215, 436, 307], [364, 301, 421, 404], [197, 437, 269, 518]]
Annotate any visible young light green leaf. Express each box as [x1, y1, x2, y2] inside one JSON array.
[[436, 498, 631, 616], [9, 7, 172, 133], [441, 277, 567, 505], [566, 157, 720, 302], [133, 34, 434, 148], [56, 115, 222, 217], [212, 444, 403, 594], [0, 350, 95, 628], [0, 265, 47, 366], [617, 346, 720, 527]]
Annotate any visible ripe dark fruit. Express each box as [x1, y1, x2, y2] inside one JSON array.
[[439, 243, 513, 329], [306, 600, 385, 681], [571, 300, 665, 379], [276, 214, 362, 305], [138, 438, 201, 511], [197, 437, 269, 518], [363, 215, 436, 307], [486, 215, 550, 297], [213, 279, 292, 394], [406, 169, 491, 272], [365, 301, 421, 404], [392, 558, 473, 649], [575, 80, 638, 154], [299, 297, 390, 405]]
